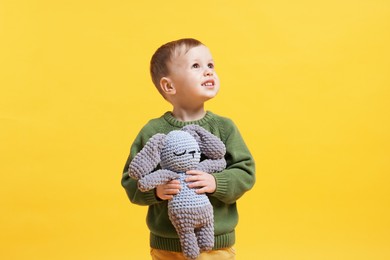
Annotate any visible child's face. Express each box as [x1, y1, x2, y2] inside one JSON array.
[[166, 45, 220, 108]]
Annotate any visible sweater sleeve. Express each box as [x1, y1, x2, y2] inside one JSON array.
[[121, 128, 161, 206], [210, 118, 256, 204]]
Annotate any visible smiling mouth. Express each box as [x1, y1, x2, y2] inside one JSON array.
[[201, 80, 214, 87]]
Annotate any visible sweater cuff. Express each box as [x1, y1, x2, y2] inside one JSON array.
[[211, 172, 229, 201], [143, 189, 160, 205]]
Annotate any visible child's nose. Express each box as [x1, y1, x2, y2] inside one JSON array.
[[204, 68, 213, 76]]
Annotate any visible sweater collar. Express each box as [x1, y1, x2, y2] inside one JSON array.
[[163, 111, 214, 127]]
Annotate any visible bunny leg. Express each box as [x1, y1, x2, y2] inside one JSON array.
[[196, 224, 214, 252], [195, 211, 214, 252], [177, 227, 200, 260]]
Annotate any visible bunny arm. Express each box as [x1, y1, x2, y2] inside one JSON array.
[[196, 158, 226, 173], [138, 169, 179, 192]]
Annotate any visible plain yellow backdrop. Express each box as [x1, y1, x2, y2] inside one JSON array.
[[1, 0, 389, 259]]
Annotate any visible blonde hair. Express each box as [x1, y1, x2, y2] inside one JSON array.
[[150, 38, 203, 95]]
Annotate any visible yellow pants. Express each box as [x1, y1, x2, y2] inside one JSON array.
[[150, 247, 236, 260]]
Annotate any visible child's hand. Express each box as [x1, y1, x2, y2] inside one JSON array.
[[185, 170, 216, 194], [156, 180, 181, 200]]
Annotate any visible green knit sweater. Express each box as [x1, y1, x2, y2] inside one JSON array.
[[121, 111, 255, 252]]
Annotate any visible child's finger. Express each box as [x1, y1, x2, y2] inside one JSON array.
[[165, 183, 181, 190], [186, 170, 204, 175], [165, 188, 180, 195], [195, 187, 207, 194]]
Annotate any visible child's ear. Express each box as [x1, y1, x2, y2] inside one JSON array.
[[160, 77, 176, 96]]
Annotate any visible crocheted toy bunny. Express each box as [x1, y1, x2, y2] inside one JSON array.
[[128, 125, 226, 260]]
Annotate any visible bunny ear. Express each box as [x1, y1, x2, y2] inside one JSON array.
[[182, 125, 226, 159], [128, 133, 166, 179]]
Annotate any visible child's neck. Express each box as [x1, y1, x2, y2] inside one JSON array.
[[171, 107, 206, 122]]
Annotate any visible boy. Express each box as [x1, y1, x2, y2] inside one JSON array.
[[121, 38, 255, 260]]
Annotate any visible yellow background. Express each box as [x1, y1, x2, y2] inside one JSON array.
[[1, 0, 389, 259]]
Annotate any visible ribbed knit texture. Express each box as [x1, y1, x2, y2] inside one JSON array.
[[121, 111, 256, 254]]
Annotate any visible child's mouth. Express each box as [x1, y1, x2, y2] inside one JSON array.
[[201, 80, 214, 88]]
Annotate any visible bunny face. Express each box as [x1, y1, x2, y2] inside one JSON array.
[[160, 130, 201, 172], [128, 124, 226, 182]]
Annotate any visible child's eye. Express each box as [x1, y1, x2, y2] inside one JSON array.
[[208, 63, 214, 69], [191, 63, 200, 69]]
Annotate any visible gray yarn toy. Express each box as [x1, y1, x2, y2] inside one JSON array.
[[128, 125, 226, 260]]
